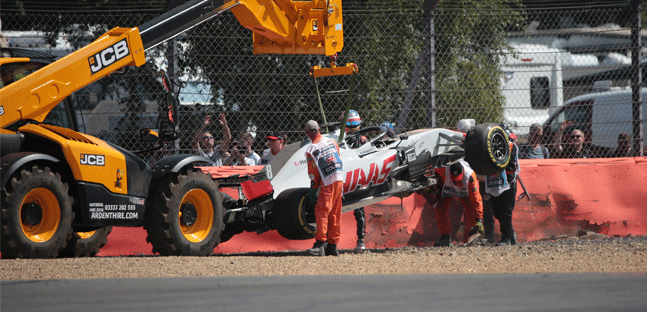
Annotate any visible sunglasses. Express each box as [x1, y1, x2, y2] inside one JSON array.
[[202, 136, 214, 140], [571, 135, 582, 138]]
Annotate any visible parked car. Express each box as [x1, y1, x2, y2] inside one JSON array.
[[542, 87, 647, 157]]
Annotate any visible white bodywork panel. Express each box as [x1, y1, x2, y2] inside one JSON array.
[[267, 127, 465, 206]]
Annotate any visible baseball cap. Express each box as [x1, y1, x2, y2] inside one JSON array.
[[266, 130, 284, 141], [449, 162, 464, 182], [305, 120, 320, 131]]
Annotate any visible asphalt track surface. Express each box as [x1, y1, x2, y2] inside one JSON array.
[[3, 273, 646, 311]]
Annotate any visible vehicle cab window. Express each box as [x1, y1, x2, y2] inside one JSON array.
[[0, 61, 44, 88], [2, 50, 81, 132], [530, 76, 550, 109], [548, 100, 592, 134], [543, 99, 593, 149], [42, 100, 77, 130]]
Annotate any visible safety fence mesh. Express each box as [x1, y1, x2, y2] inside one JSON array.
[[2, 0, 645, 162]]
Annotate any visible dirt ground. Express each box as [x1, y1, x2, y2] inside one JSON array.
[[2, 233, 646, 281]]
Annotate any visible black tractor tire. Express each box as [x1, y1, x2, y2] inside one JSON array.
[[1, 165, 74, 259], [59, 226, 113, 258], [219, 193, 243, 243], [464, 123, 511, 175], [273, 188, 316, 240], [143, 167, 224, 256]]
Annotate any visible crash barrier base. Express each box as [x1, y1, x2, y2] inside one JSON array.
[[96, 157, 647, 256]]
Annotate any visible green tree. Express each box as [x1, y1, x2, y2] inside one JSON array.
[[3, 0, 525, 153], [434, 0, 524, 128], [344, 0, 426, 129]]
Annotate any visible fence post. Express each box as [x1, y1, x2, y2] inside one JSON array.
[[166, 40, 181, 151], [630, 0, 644, 156], [165, 0, 182, 152], [424, 0, 438, 129], [395, 0, 439, 133]]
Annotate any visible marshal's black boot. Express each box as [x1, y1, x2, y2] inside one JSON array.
[[434, 234, 451, 247], [307, 240, 327, 256], [510, 232, 517, 245], [496, 236, 511, 246], [325, 243, 339, 256]]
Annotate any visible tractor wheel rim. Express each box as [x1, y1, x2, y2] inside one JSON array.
[[20, 187, 60, 243], [179, 189, 214, 243], [75, 230, 97, 240]]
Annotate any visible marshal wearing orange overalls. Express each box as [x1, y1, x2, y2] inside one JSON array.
[[304, 120, 344, 256], [420, 160, 484, 246]]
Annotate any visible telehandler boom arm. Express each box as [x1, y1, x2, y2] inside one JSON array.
[[0, 0, 343, 129]]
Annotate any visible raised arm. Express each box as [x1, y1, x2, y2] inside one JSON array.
[[218, 113, 232, 152], [191, 115, 213, 153], [554, 120, 571, 155]]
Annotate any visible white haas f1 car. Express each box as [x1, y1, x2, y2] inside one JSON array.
[[195, 121, 511, 245]]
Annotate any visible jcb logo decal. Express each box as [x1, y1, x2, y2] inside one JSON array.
[[88, 39, 130, 74], [80, 154, 105, 166]]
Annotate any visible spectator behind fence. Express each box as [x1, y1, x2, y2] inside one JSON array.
[[519, 123, 549, 159], [224, 132, 261, 166], [555, 121, 591, 158], [609, 133, 632, 158], [191, 113, 231, 166], [261, 130, 286, 165]]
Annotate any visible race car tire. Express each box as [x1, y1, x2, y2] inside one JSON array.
[[273, 188, 316, 240], [219, 193, 243, 243], [1, 165, 74, 259], [59, 226, 113, 258], [464, 123, 511, 175], [144, 167, 224, 256]]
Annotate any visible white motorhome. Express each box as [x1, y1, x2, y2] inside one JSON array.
[[542, 87, 647, 155], [500, 44, 573, 135]]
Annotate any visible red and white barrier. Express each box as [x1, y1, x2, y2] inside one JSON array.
[[98, 157, 647, 256]]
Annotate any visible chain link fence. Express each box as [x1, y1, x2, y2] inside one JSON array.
[[2, 0, 645, 162]]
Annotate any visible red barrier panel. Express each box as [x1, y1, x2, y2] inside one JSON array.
[[97, 157, 647, 256], [514, 157, 647, 241]]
